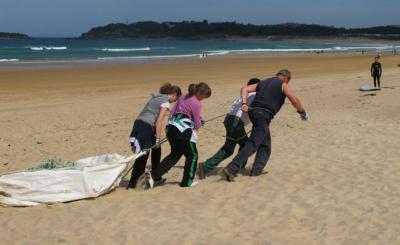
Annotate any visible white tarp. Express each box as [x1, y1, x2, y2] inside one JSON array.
[[0, 152, 145, 207]]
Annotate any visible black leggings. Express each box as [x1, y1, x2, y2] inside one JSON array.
[[373, 74, 381, 88], [152, 126, 198, 187], [128, 120, 160, 188]]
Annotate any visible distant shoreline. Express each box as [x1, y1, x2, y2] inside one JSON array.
[[75, 35, 400, 43], [0, 50, 397, 72], [225, 36, 400, 44], [79, 21, 400, 41], [1, 36, 399, 44], [0, 38, 29, 40]]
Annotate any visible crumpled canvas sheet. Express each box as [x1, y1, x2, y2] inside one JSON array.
[[0, 152, 145, 207]]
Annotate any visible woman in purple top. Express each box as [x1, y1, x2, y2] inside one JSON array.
[[169, 89, 203, 130], [143, 82, 212, 188]]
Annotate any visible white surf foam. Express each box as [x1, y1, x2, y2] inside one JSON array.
[[100, 47, 151, 52], [0, 59, 20, 62], [29, 46, 67, 51], [206, 45, 397, 55], [152, 47, 176, 50], [207, 48, 334, 54], [97, 53, 198, 60], [333, 45, 393, 51], [205, 50, 230, 56]]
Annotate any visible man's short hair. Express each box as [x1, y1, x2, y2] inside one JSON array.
[[276, 69, 291, 81], [247, 78, 261, 85]]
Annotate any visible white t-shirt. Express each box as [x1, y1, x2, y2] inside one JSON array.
[[227, 92, 256, 126]]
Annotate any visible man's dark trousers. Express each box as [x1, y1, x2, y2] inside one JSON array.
[[226, 108, 272, 175]]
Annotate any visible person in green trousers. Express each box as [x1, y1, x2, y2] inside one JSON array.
[[197, 78, 260, 179]]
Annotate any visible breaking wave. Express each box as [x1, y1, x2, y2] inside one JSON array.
[[29, 46, 67, 51], [97, 53, 198, 60], [0, 59, 19, 62], [100, 47, 151, 52]]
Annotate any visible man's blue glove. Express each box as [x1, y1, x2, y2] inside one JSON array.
[[297, 110, 308, 121]]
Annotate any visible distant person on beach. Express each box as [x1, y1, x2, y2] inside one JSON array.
[[197, 78, 261, 179], [140, 82, 212, 189], [222, 69, 308, 181], [127, 83, 182, 189], [371, 56, 382, 89]]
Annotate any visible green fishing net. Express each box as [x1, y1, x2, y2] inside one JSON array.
[[29, 158, 77, 171]]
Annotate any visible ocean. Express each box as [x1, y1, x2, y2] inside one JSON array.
[[0, 38, 398, 63]]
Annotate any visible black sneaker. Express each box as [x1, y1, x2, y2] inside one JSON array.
[[126, 182, 135, 189], [249, 171, 261, 177], [223, 168, 235, 182], [154, 177, 167, 186], [250, 170, 267, 177], [197, 162, 206, 180]]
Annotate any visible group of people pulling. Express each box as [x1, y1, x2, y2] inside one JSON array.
[[128, 69, 308, 190]]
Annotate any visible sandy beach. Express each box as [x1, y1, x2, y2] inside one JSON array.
[[1, 52, 400, 244]]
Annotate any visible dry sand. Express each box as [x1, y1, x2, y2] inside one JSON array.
[[1, 53, 400, 244]]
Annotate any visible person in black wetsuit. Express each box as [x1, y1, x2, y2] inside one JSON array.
[[223, 69, 308, 181], [371, 56, 382, 89]]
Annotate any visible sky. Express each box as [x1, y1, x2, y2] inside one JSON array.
[[0, 0, 399, 37]]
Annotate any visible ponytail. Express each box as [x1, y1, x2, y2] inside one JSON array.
[[187, 83, 197, 97], [186, 82, 211, 99]]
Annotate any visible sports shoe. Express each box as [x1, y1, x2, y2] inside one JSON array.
[[154, 177, 167, 186], [249, 171, 261, 177], [223, 168, 235, 182], [136, 171, 154, 191], [189, 181, 199, 188], [197, 162, 206, 180]]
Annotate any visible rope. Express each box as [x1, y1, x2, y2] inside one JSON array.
[[204, 99, 234, 121], [201, 126, 251, 142], [204, 113, 226, 123], [121, 137, 168, 180]]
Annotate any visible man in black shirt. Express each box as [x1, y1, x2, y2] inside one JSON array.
[[223, 69, 308, 181], [371, 57, 382, 89]]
